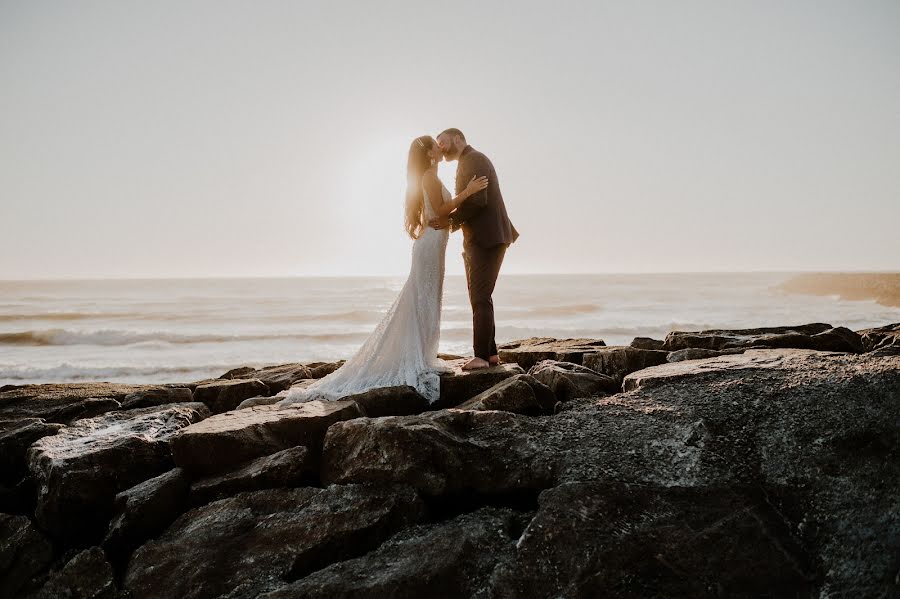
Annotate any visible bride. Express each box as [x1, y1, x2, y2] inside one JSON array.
[[276, 136, 488, 406]]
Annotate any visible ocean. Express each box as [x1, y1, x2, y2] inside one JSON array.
[[1, 273, 898, 385]]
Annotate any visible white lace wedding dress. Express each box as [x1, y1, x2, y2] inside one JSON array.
[[276, 183, 452, 406]]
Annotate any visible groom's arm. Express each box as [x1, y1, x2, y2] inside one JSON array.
[[449, 154, 489, 231]]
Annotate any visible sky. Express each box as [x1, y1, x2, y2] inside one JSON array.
[[1, 0, 898, 279]]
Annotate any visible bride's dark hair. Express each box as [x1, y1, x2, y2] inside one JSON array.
[[405, 135, 435, 240]]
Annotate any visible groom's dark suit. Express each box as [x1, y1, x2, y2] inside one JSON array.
[[449, 145, 518, 360]]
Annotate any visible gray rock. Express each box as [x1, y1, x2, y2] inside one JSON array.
[[666, 347, 747, 363], [661, 322, 858, 352], [528, 360, 618, 401], [857, 322, 900, 353], [0, 513, 53, 597], [435, 362, 526, 409], [498, 337, 607, 370], [307, 360, 345, 378], [808, 326, 865, 353], [322, 409, 556, 496], [218, 366, 257, 379], [170, 399, 361, 474], [261, 507, 523, 599], [253, 363, 315, 392], [0, 418, 64, 483], [457, 374, 556, 415], [27, 402, 209, 544], [25, 546, 116, 599], [192, 378, 270, 413], [491, 482, 815, 598], [0, 382, 170, 423], [629, 336, 665, 350], [220, 363, 314, 394], [124, 484, 425, 599], [189, 445, 315, 506], [872, 338, 900, 356], [582, 346, 670, 383], [343, 385, 429, 417], [120, 386, 193, 410], [103, 468, 190, 563], [322, 348, 900, 596]]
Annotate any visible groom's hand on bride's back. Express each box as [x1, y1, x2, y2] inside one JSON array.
[[429, 216, 450, 230]]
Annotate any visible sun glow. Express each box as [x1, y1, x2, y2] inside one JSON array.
[[336, 136, 461, 277]]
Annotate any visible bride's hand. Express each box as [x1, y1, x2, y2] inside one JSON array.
[[464, 175, 489, 197]]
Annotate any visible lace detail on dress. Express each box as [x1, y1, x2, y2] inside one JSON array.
[[277, 183, 452, 406]]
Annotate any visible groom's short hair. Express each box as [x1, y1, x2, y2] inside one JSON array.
[[439, 128, 466, 143]]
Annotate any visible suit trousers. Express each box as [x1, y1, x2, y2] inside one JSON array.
[[462, 242, 508, 360]]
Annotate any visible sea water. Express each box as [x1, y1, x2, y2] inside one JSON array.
[[1, 273, 897, 385]]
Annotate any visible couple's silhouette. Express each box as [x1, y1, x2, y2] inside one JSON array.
[[277, 128, 517, 406]]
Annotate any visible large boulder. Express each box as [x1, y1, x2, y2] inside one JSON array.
[[808, 326, 865, 353], [322, 349, 900, 596], [582, 346, 669, 383], [529, 360, 619, 401], [26, 403, 209, 544], [218, 366, 256, 379], [260, 507, 524, 599], [189, 445, 316, 506], [0, 382, 166, 423], [630, 336, 665, 350], [498, 337, 607, 370], [662, 322, 864, 353], [102, 468, 191, 565], [490, 482, 814, 598], [170, 400, 361, 474], [435, 362, 526, 408], [857, 322, 900, 355], [25, 546, 116, 599], [192, 378, 270, 413], [0, 513, 54, 597], [220, 363, 313, 394], [457, 374, 557, 415], [322, 409, 556, 496], [307, 360, 345, 378], [124, 484, 425, 599]]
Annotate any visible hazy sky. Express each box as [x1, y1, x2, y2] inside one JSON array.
[[1, 1, 898, 279]]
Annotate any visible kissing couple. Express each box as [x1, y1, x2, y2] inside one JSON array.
[[277, 128, 518, 406]]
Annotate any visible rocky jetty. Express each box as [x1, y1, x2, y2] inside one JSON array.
[[0, 321, 897, 598]]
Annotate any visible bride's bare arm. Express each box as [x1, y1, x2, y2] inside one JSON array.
[[422, 170, 488, 218]]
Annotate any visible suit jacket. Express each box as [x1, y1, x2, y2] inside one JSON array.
[[450, 145, 519, 248]]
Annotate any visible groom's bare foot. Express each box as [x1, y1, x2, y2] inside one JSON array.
[[462, 357, 491, 371], [489, 355, 501, 366]]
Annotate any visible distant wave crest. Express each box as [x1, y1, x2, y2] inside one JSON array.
[[0, 362, 240, 382], [0, 312, 137, 322], [0, 328, 366, 347]]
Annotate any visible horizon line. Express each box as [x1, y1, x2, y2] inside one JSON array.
[[1, 269, 898, 283]]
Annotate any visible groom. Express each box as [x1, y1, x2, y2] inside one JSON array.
[[430, 128, 519, 370]]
